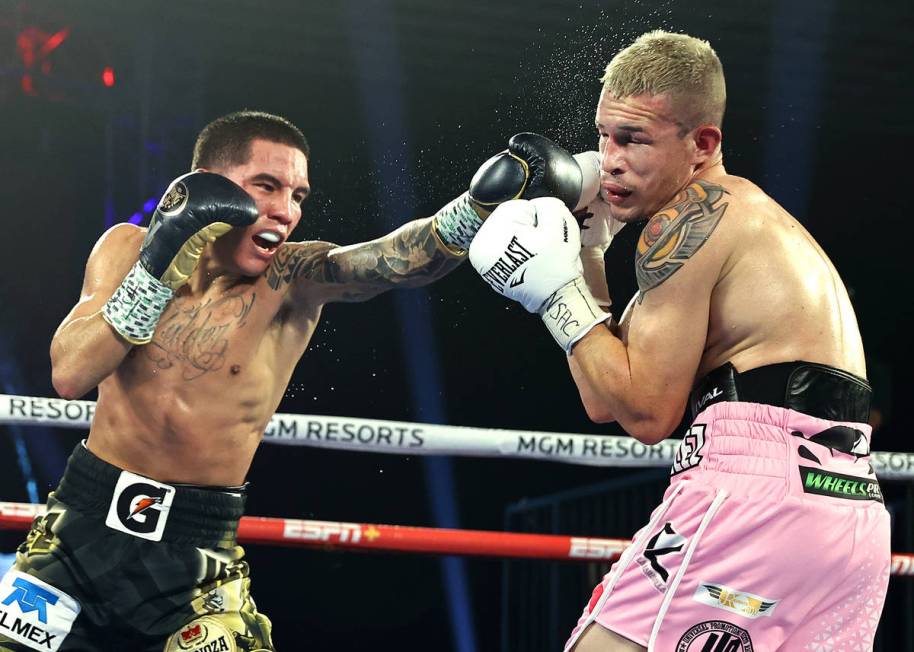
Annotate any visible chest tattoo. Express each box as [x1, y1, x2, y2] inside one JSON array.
[[144, 293, 256, 380]]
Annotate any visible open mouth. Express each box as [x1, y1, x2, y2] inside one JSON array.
[[252, 231, 282, 253], [602, 184, 633, 204]]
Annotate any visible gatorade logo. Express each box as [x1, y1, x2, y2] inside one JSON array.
[[799, 467, 883, 502], [105, 471, 176, 541]]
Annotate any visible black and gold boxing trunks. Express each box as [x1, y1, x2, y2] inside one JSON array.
[[0, 442, 274, 652]]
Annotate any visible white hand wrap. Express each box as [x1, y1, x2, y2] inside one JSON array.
[[469, 197, 610, 353], [540, 277, 611, 352], [432, 192, 484, 254], [573, 150, 626, 250], [572, 150, 625, 310], [102, 261, 174, 345]]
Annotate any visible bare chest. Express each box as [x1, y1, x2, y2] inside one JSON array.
[[127, 287, 280, 383]]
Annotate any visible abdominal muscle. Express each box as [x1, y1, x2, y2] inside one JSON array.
[[87, 304, 307, 486]]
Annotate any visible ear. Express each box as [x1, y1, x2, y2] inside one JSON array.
[[690, 125, 722, 165]]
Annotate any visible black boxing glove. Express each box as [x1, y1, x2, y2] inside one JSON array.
[[103, 172, 258, 344], [434, 133, 584, 254]]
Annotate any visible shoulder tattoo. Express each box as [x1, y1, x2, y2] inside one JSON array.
[[635, 180, 728, 300], [265, 242, 337, 291]]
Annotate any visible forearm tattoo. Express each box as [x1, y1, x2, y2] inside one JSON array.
[[635, 180, 728, 301], [266, 219, 463, 301]]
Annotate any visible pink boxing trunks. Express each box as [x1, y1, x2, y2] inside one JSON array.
[[566, 365, 891, 651]]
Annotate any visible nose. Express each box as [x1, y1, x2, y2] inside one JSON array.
[[266, 191, 296, 226], [600, 140, 625, 177]]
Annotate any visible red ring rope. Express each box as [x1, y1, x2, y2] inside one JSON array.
[[1, 502, 912, 575]]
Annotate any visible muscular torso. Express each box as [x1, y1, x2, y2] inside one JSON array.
[[89, 242, 323, 486], [622, 171, 866, 382]]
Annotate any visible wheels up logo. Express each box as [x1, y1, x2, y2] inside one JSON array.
[[104, 471, 176, 541], [0, 571, 80, 652], [676, 620, 754, 651], [798, 466, 883, 502]]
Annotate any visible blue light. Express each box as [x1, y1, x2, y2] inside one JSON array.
[[128, 212, 143, 225], [0, 553, 15, 577], [143, 198, 158, 213]]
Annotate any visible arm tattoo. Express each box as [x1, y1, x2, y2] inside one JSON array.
[[635, 180, 728, 301], [266, 242, 336, 291], [266, 218, 463, 301]]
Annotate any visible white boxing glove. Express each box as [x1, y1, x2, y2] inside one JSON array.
[[572, 150, 626, 310], [573, 150, 602, 212], [572, 150, 626, 251], [469, 197, 611, 353]]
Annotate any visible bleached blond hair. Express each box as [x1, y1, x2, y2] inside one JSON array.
[[602, 31, 726, 133]]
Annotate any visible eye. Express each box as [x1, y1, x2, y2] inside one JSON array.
[[615, 132, 632, 145], [255, 182, 274, 192]]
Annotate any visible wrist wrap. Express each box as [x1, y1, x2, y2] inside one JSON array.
[[539, 277, 611, 354], [102, 261, 174, 345], [433, 193, 484, 253]]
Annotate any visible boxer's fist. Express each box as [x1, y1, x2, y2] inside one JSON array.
[[571, 151, 625, 251], [102, 172, 257, 345], [469, 198, 582, 313], [470, 197, 610, 353], [141, 172, 258, 290], [469, 133, 583, 214], [433, 134, 586, 254]]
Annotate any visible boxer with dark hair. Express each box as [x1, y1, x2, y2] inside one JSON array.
[[0, 110, 592, 650], [469, 31, 890, 651]]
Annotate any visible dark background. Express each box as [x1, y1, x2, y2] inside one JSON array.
[[1, 0, 912, 650]]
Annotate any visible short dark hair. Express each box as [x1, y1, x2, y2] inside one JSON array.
[[191, 110, 310, 171]]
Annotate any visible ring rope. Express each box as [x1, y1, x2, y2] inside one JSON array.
[[3, 394, 914, 479], [1, 501, 912, 576]]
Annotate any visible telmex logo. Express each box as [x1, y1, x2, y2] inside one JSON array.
[[0, 571, 80, 652], [2, 577, 59, 624]]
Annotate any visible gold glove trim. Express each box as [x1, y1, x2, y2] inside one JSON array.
[[471, 153, 531, 207], [160, 222, 232, 289]]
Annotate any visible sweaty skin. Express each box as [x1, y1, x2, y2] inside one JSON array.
[[568, 91, 867, 652], [568, 90, 864, 444], [51, 139, 463, 485]]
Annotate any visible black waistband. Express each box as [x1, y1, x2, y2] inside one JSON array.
[[690, 361, 871, 429], [53, 443, 246, 548]]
